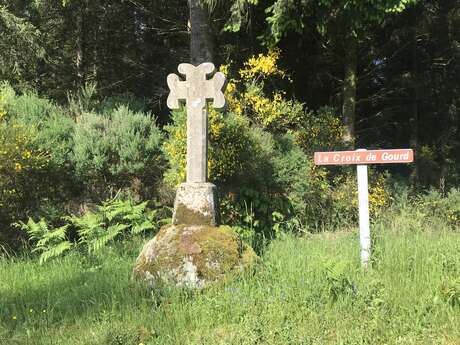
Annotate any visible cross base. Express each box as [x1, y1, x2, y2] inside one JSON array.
[[172, 183, 219, 226]]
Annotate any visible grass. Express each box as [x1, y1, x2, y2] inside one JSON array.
[[1, 209, 459, 345]]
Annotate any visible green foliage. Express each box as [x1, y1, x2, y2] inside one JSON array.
[[416, 189, 460, 228], [16, 219, 72, 264], [272, 136, 333, 230], [18, 198, 161, 263], [68, 198, 159, 254], [0, 84, 50, 242], [0, 6, 45, 89], [265, 0, 417, 44], [440, 277, 460, 307], [0, 84, 76, 245], [321, 258, 356, 301], [72, 105, 164, 192], [222, 0, 259, 33], [292, 106, 345, 155], [6, 89, 75, 168]]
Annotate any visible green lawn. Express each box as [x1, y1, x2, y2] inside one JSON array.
[[1, 216, 459, 345]]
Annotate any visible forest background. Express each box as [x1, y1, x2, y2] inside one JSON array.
[[0, 0, 459, 251]]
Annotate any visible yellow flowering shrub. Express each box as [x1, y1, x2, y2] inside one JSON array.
[[163, 107, 273, 189], [162, 109, 187, 187], [239, 49, 285, 79], [219, 49, 304, 131], [220, 51, 345, 153], [0, 86, 49, 227], [331, 170, 391, 225]]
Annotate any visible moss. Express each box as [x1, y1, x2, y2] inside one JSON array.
[[133, 225, 257, 287], [174, 204, 215, 226]]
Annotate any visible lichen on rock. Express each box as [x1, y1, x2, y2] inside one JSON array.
[[133, 224, 257, 289]]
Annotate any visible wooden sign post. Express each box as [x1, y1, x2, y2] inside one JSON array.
[[314, 149, 414, 267]]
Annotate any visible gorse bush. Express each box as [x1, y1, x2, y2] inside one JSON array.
[[163, 108, 275, 189], [0, 84, 51, 244], [17, 198, 162, 263]]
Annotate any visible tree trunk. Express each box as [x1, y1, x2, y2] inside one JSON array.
[[342, 36, 357, 149], [409, 11, 419, 187], [188, 0, 214, 65], [75, 4, 84, 86]]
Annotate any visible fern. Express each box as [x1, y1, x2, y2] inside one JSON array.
[[18, 198, 162, 263], [39, 241, 73, 264], [17, 218, 73, 264], [131, 220, 155, 235], [88, 223, 129, 253]]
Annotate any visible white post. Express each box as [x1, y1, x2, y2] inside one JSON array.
[[356, 149, 371, 268]]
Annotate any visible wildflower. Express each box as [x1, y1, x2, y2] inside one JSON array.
[[14, 162, 22, 172], [22, 150, 32, 159], [12, 316, 17, 320]]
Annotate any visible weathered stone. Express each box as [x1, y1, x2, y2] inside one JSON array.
[[173, 182, 218, 226], [133, 224, 257, 289], [167, 63, 226, 183]]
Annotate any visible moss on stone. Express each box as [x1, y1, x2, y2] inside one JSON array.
[[133, 225, 257, 288], [174, 204, 215, 226]]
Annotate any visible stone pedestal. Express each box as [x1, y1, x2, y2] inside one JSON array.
[[172, 182, 219, 226]]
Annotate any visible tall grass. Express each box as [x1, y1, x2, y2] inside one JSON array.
[[1, 206, 459, 345]]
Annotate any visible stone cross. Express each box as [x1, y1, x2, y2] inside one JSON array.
[[167, 63, 226, 183]]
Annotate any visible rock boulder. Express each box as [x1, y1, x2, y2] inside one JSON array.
[[133, 224, 257, 289]]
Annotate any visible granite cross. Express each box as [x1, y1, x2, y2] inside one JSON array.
[[167, 63, 226, 183]]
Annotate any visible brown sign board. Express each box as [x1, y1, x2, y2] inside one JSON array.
[[314, 149, 414, 166]]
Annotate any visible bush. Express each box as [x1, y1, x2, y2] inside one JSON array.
[[272, 136, 333, 231], [416, 188, 460, 228], [7, 91, 75, 168], [0, 84, 80, 237], [72, 105, 164, 198], [163, 108, 275, 190], [0, 84, 50, 244]]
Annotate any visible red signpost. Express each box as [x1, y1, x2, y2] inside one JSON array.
[[314, 148, 414, 267]]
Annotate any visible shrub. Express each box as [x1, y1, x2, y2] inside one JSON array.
[[272, 135, 333, 231], [72, 105, 164, 198], [163, 108, 280, 238], [416, 188, 460, 228], [163, 108, 275, 190], [7, 91, 75, 168], [0, 85, 79, 235], [0, 85, 50, 244]]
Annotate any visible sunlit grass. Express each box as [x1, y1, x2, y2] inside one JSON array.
[[1, 210, 459, 345]]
